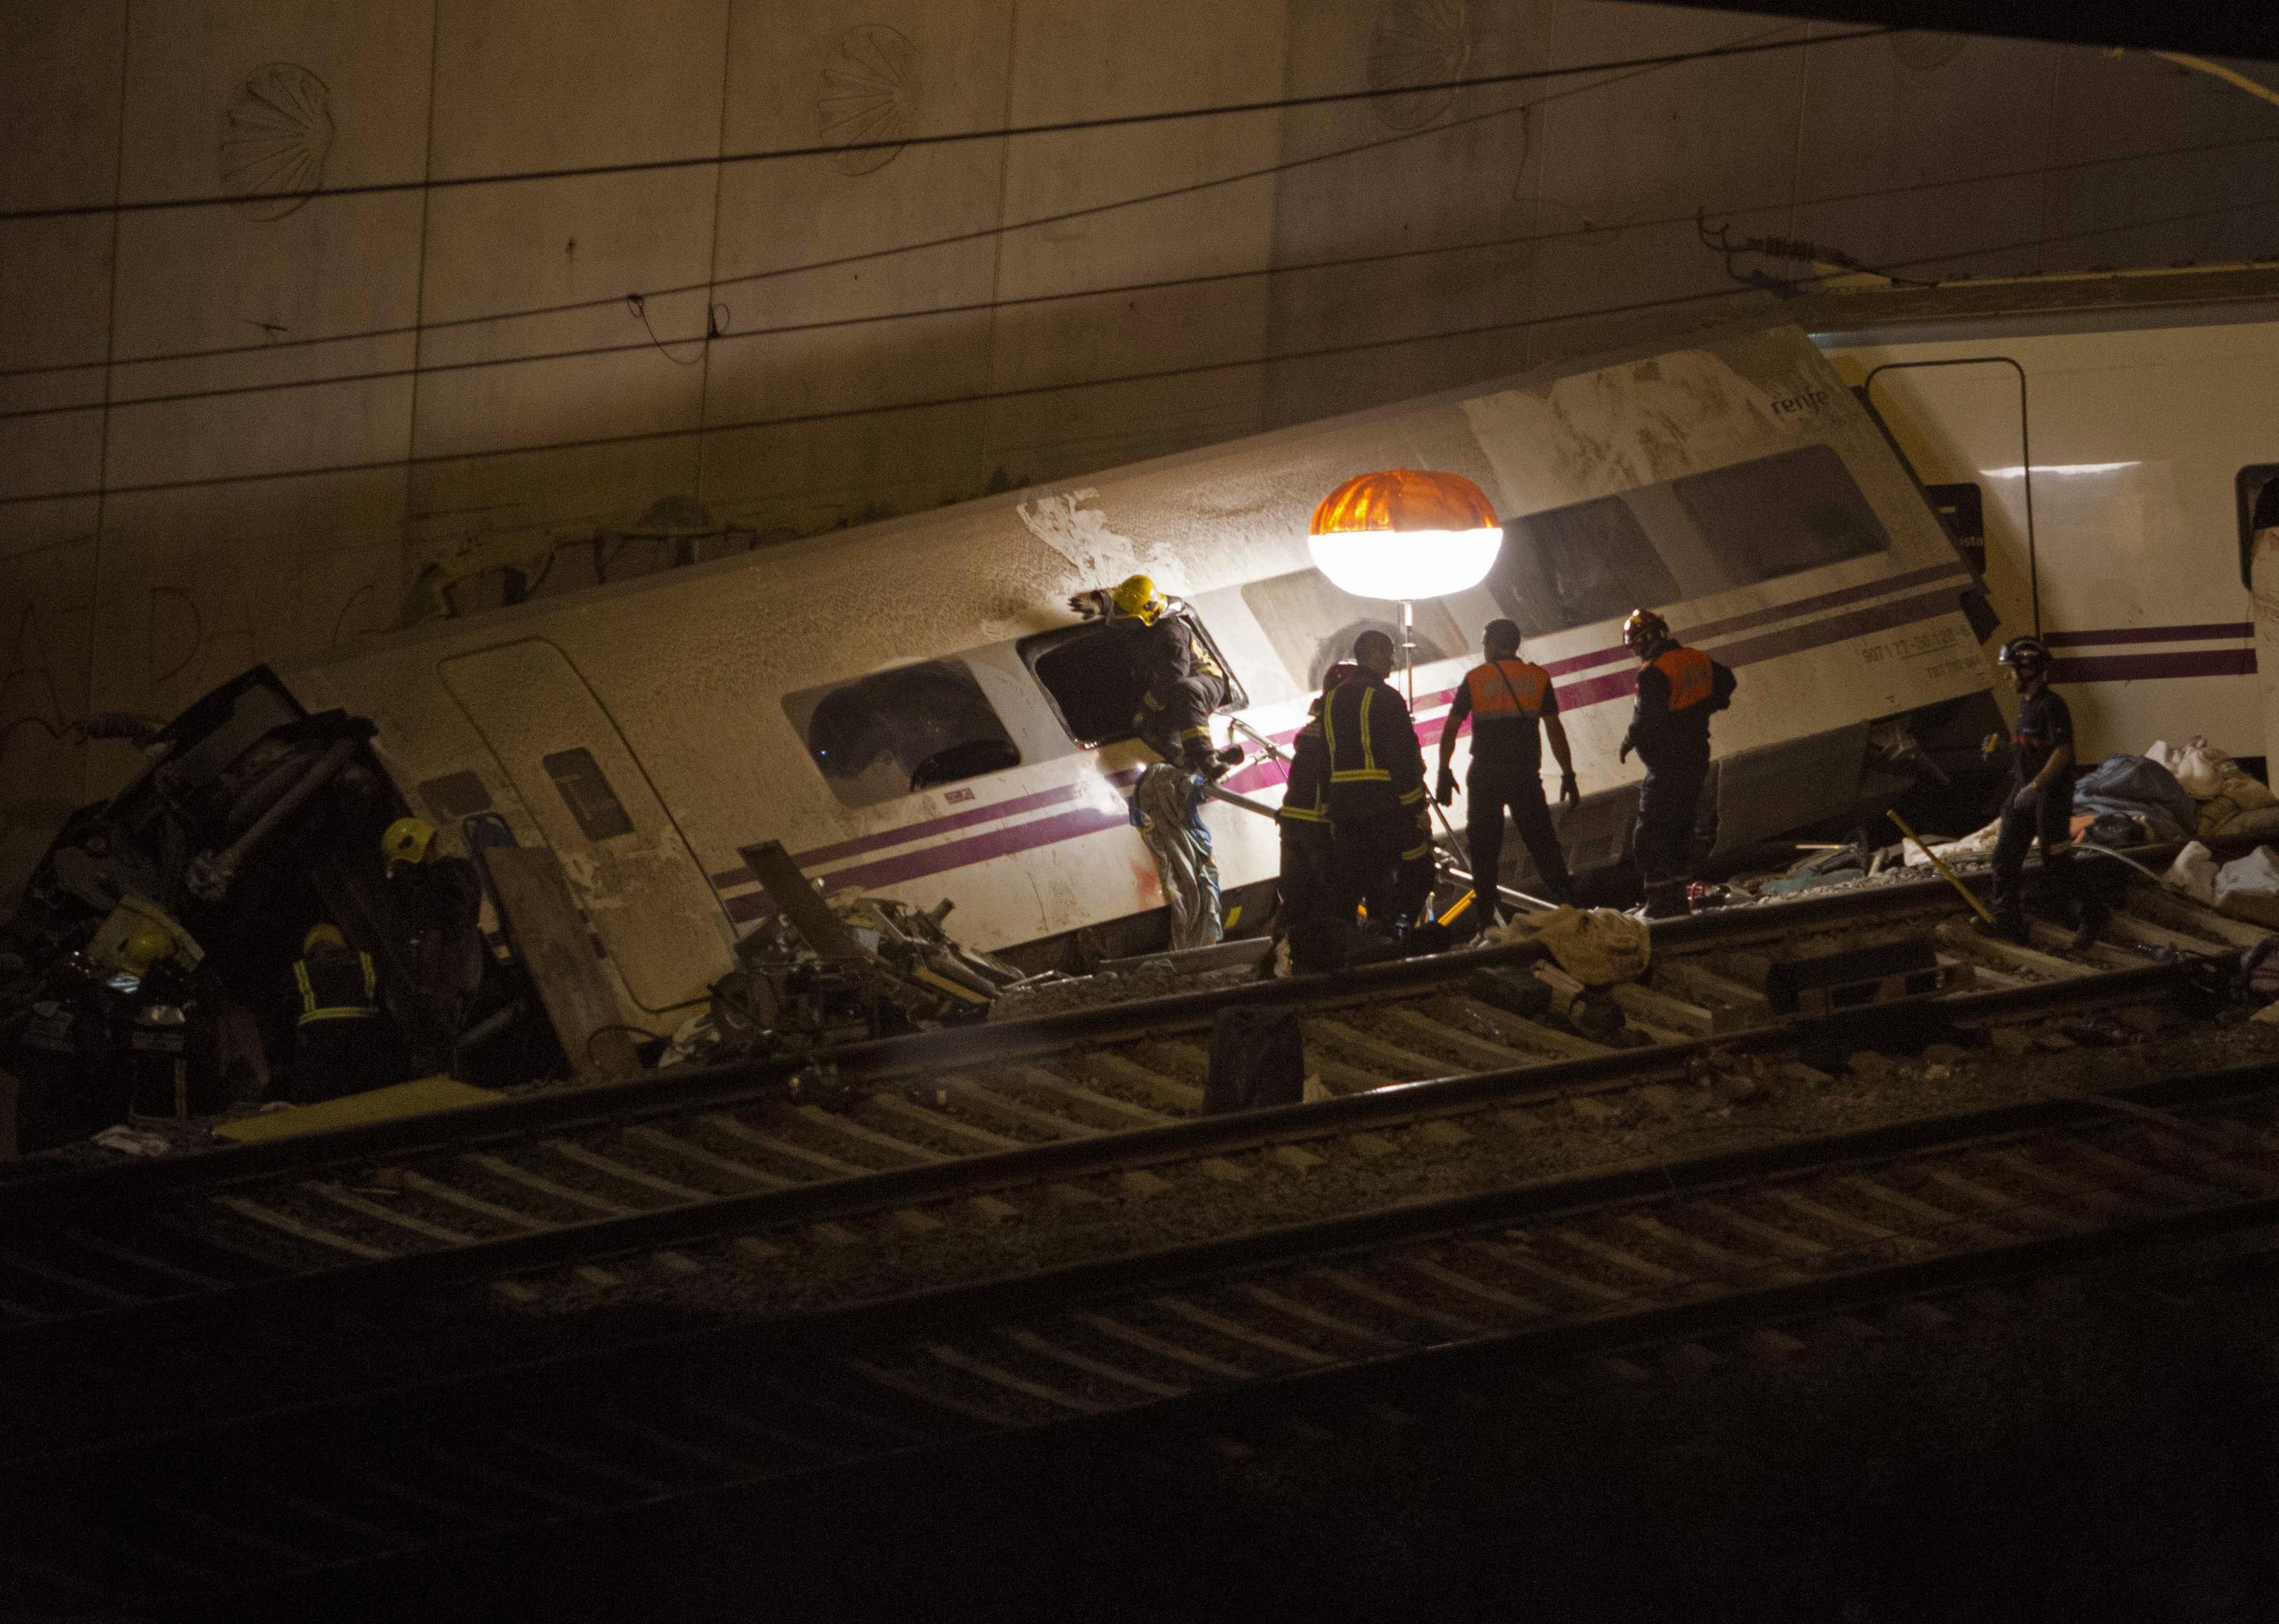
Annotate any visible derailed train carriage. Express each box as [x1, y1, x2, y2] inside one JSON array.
[[5, 318, 1998, 1060]]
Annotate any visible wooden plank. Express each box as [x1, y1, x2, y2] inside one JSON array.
[[1435, 994, 1608, 1061], [740, 839, 866, 959], [2125, 889, 2271, 949], [1302, 1017, 1448, 1080], [482, 846, 640, 1083]]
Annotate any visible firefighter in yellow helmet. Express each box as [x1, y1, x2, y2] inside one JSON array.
[[381, 817, 485, 1075], [287, 921, 394, 1102], [1067, 573, 1243, 776]]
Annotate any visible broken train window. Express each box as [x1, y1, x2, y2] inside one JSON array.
[[1019, 611, 1248, 747], [786, 661, 1022, 807]]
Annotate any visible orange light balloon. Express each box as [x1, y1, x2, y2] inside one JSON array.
[[1308, 468, 1498, 536]]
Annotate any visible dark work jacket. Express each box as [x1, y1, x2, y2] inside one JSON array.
[[1278, 713, 1329, 830], [1623, 642, 1735, 768], [292, 945, 379, 1028], [2012, 686, 2076, 794], [1322, 674, 1426, 822]]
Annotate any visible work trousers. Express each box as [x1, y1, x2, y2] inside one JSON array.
[[1277, 823, 1340, 974], [1139, 672, 1228, 770], [1331, 808, 1434, 935], [1633, 754, 1709, 883], [1989, 779, 2080, 927], [1467, 766, 1572, 915]]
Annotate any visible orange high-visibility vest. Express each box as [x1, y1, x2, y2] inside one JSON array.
[[1652, 646, 1715, 711], [1464, 659, 1551, 719]]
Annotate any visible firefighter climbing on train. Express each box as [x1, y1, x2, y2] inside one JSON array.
[[1067, 574, 1245, 776], [1324, 630, 1434, 954], [1274, 662, 1354, 974], [1983, 635, 2103, 947], [381, 817, 485, 1076], [288, 923, 396, 1103], [1437, 618, 1578, 919], [1618, 608, 1736, 919]]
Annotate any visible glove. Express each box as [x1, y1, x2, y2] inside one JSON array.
[[1435, 766, 1457, 807], [1618, 736, 1633, 765], [1067, 589, 1109, 619], [2009, 782, 2040, 815], [1559, 772, 1579, 807]]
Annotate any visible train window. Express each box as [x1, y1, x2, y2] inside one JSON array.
[[540, 747, 635, 842], [1670, 444, 1891, 581], [417, 771, 493, 821], [785, 660, 1022, 807], [1240, 569, 1462, 689], [1020, 613, 1248, 747], [1490, 492, 1679, 635], [2237, 465, 2279, 588]]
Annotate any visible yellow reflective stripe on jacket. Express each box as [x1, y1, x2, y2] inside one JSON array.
[[1328, 685, 1391, 782], [294, 953, 379, 1027], [1278, 804, 1330, 823]]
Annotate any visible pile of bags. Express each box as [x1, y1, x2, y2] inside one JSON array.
[[2145, 736, 2279, 840]]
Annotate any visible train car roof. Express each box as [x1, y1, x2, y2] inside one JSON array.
[[1788, 261, 2279, 346]]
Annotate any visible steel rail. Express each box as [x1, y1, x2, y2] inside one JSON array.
[[0, 863, 2052, 1218], [9, 1052, 2276, 1612], [0, 959, 2188, 1359], [17, 1041, 2267, 1477]]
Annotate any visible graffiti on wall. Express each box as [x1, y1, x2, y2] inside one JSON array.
[[218, 63, 336, 221]]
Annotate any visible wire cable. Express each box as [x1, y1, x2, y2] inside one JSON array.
[[0, 17, 1822, 384], [8, 102, 2278, 427], [13, 174, 2279, 514], [0, 29, 1889, 228]]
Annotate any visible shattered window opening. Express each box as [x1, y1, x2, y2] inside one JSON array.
[[787, 660, 1023, 808], [1019, 613, 1247, 748], [540, 747, 635, 842], [2237, 463, 2279, 588]]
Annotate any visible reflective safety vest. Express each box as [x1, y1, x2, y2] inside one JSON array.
[[293, 946, 379, 1027], [1465, 658, 1551, 719], [1652, 645, 1716, 711]]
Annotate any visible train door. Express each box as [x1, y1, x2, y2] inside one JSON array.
[[1862, 358, 2032, 727], [438, 638, 736, 1019]]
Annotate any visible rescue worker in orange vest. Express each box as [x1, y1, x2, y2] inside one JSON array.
[[1436, 618, 1577, 918], [289, 922, 394, 1102], [1275, 662, 1355, 974], [1618, 608, 1736, 918], [1323, 631, 1434, 949], [1068, 574, 1245, 776]]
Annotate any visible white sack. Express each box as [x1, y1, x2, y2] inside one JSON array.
[[2215, 845, 2279, 927], [2164, 840, 2219, 906]]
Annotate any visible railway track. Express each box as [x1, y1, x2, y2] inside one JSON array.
[[10, 1051, 2279, 1616], [0, 875, 2248, 1352]]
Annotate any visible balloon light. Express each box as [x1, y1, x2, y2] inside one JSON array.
[[1307, 469, 1503, 602]]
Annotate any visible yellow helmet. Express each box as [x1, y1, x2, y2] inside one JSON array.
[[119, 921, 175, 977], [1110, 573, 1166, 625], [303, 922, 346, 954], [381, 816, 435, 868]]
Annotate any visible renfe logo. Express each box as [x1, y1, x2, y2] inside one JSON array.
[[1770, 389, 1833, 415]]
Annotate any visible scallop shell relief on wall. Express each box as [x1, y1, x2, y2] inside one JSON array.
[[218, 62, 334, 220], [1370, 0, 1468, 131], [819, 24, 920, 177]]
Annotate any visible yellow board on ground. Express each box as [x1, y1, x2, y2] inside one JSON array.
[[213, 1077, 494, 1143]]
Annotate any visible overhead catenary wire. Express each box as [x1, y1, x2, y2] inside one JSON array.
[[10, 179, 2279, 515], [8, 116, 2279, 429], [0, 27, 1892, 229], [2, 17, 1822, 387]]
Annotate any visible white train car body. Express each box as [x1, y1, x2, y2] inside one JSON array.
[[283, 322, 1987, 1026], [1810, 265, 2279, 763]]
